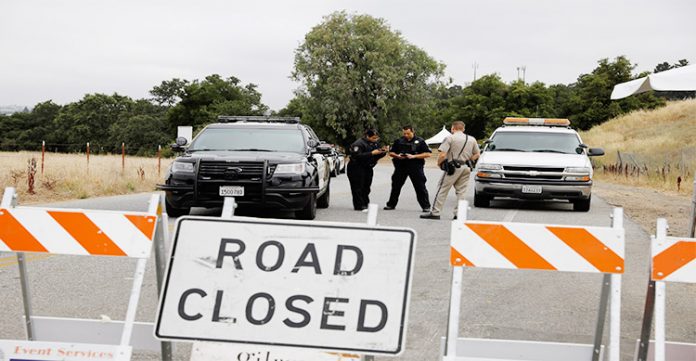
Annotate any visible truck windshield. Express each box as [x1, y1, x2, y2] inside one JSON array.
[[487, 132, 581, 154], [189, 128, 306, 153]]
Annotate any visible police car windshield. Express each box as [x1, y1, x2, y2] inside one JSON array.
[[488, 132, 580, 154], [189, 128, 306, 153]]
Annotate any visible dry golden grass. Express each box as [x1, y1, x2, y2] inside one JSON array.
[[0, 151, 173, 204], [580, 99, 696, 197]]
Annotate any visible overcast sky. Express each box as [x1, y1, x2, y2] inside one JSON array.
[[1, 0, 695, 111]]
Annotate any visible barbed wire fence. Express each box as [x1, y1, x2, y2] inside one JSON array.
[[599, 147, 696, 192]]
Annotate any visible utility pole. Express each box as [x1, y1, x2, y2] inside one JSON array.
[[472, 61, 479, 81], [516, 66, 527, 82], [521, 65, 527, 83]]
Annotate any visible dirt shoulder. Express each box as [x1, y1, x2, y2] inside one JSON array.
[[593, 181, 694, 237]]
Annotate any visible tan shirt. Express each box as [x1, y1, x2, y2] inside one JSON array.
[[438, 132, 479, 163]]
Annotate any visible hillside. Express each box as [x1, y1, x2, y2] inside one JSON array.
[[580, 99, 696, 195]]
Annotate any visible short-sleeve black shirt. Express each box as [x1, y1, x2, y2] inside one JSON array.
[[390, 136, 431, 167]]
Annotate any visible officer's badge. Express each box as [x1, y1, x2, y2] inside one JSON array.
[[353, 146, 360, 152]]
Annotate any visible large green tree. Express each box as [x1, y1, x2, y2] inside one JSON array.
[[160, 74, 268, 132], [291, 11, 444, 146], [570, 56, 664, 129]]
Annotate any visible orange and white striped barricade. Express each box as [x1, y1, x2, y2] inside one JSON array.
[[442, 200, 625, 361], [634, 218, 696, 361], [0, 187, 170, 361]]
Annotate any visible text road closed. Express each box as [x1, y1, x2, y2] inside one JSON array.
[[155, 217, 416, 355]]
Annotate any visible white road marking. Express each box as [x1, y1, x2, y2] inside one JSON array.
[[502, 209, 518, 222]]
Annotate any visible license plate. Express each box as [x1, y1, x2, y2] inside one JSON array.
[[219, 186, 244, 197], [522, 185, 542, 194]]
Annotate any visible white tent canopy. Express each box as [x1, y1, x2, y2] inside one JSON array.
[[611, 64, 696, 100], [425, 126, 451, 145]]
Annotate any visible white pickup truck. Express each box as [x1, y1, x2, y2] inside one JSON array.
[[474, 118, 604, 212]]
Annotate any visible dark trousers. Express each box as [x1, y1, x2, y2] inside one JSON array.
[[386, 165, 430, 209], [347, 162, 373, 210]]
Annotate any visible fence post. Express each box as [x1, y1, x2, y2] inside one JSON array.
[[86, 142, 90, 164], [121, 142, 125, 175], [41, 141, 45, 175], [158, 145, 162, 177], [689, 179, 696, 238]]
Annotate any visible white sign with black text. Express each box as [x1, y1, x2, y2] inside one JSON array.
[[155, 217, 416, 355]]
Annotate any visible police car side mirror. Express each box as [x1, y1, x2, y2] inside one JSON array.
[[315, 143, 333, 155], [588, 147, 605, 157], [307, 140, 319, 148], [171, 137, 188, 152]]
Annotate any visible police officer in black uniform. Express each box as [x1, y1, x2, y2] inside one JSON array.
[[347, 129, 387, 211], [384, 125, 431, 212]]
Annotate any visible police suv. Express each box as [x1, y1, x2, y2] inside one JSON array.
[[474, 118, 604, 212], [158, 116, 331, 220]]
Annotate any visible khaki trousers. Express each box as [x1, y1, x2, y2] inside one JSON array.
[[430, 166, 471, 216]]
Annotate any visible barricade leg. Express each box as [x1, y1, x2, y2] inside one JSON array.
[[636, 279, 656, 361], [155, 195, 173, 361], [120, 194, 158, 346], [609, 207, 624, 361], [362, 204, 379, 361], [443, 201, 469, 359], [654, 282, 666, 361], [445, 266, 463, 359], [592, 274, 611, 361], [17, 253, 35, 340], [2, 187, 36, 340]]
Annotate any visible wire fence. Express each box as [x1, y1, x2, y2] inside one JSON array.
[[598, 148, 696, 192]]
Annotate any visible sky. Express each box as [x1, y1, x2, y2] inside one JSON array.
[[1, 0, 695, 111]]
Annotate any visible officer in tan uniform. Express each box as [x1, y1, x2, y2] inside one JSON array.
[[421, 121, 480, 220]]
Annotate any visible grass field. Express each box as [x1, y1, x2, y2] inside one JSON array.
[[580, 98, 696, 197], [0, 151, 172, 204]]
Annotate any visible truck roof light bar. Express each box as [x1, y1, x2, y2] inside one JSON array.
[[503, 117, 571, 127], [217, 115, 301, 124]]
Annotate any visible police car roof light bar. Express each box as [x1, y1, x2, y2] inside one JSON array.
[[217, 115, 301, 124], [503, 117, 571, 127]]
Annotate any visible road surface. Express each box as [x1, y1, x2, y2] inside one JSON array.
[[1, 165, 694, 361]]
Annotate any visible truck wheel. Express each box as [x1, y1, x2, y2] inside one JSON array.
[[317, 181, 330, 208], [296, 192, 317, 220], [474, 192, 490, 208], [165, 198, 190, 217], [573, 197, 591, 212]]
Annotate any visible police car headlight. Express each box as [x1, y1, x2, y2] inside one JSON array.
[[565, 167, 591, 181], [171, 161, 195, 173], [275, 163, 306, 174], [478, 163, 502, 171], [565, 167, 591, 174]]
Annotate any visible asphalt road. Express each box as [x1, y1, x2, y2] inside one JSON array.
[[1, 165, 694, 361]]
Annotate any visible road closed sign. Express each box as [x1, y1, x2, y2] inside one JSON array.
[[155, 217, 416, 355]]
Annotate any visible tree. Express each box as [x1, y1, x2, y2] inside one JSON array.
[[150, 78, 189, 106], [571, 56, 664, 129], [164, 74, 268, 131], [446, 75, 508, 139], [292, 11, 444, 146]]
